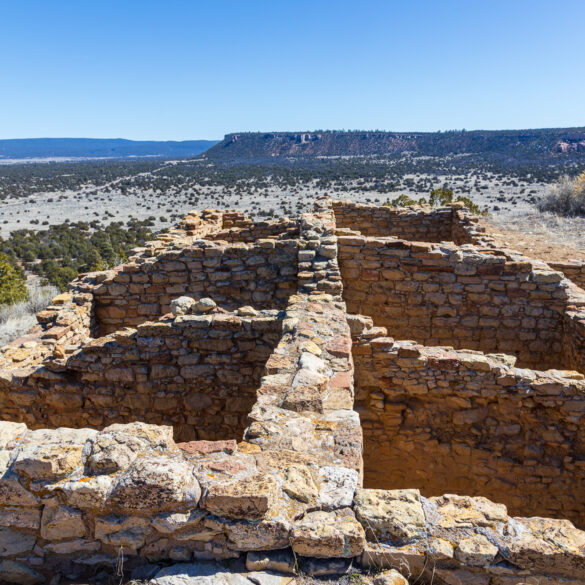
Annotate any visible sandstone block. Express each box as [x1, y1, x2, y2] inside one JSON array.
[[291, 508, 366, 558], [14, 427, 97, 481], [110, 456, 201, 512], [353, 488, 427, 545], [454, 534, 498, 567], [202, 473, 278, 520], [41, 504, 86, 540], [0, 560, 43, 585]]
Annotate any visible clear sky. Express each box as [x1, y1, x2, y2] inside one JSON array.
[[1, 1, 584, 140]]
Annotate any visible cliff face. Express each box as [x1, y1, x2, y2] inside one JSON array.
[[202, 128, 585, 161]]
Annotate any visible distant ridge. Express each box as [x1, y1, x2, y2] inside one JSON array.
[[0, 138, 219, 160], [202, 128, 585, 162]]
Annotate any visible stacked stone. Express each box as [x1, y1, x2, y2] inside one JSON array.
[[0, 292, 369, 581], [0, 309, 283, 441], [550, 259, 585, 290], [209, 217, 300, 243], [353, 324, 585, 526], [357, 490, 585, 584], [451, 203, 497, 246], [297, 208, 342, 297], [87, 238, 297, 335], [338, 235, 574, 370], [0, 201, 585, 583], [330, 199, 455, 242], [0, 290, 94, 372]]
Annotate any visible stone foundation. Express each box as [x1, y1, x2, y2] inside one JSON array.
[[0, 201, 584, 584]]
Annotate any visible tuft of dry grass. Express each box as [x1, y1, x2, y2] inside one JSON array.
[[0, 282, 58, 345], [538, 171, 585, 216]]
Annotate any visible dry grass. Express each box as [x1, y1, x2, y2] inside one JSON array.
[[538, 171, 585, 216], [0, 282, 58, 345]]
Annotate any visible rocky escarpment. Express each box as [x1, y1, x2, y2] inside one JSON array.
[[203, 128, 585, 162]]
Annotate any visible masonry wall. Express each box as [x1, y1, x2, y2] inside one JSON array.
[[339, 236, 571, 370], [89, 239, 297, 336], [0, 311, 282, 442], [331, 200, 455, 241], [353, 335, 585, 527]]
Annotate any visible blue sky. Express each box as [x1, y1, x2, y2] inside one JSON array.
[[1, 1, 584, 140]]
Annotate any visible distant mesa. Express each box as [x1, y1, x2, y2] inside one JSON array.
[[201, 127, 585, 162]]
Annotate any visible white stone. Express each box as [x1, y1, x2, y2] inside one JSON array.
[[317, 466, 358, 509]]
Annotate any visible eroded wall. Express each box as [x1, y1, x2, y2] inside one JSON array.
[[0, 311, 282, 442], [339, 236, 571, 369], [353, 332, 585, 527], [90, 239, 297, 335], [331, 200, 455, 241]]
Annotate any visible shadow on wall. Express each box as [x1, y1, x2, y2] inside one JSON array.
[[353, 334, 585, 529], [0, 309, 284, 442]]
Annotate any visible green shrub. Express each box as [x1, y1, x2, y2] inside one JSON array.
[[0, 254, 27, 305]]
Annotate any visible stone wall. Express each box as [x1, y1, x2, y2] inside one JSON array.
[[353, 326, 585, 527], [331, 200, 455, 241], [550, 259, 585, 290], [1, 201, 585, 583], [339, 235, 577, 370], [0, 309, 282, 443], [89, 238, 297, 335]]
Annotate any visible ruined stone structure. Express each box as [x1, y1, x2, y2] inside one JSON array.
[[0, 200, 584, 584]]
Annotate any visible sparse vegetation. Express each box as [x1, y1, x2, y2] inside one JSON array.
[[538, 170, 585, 216], [0, 219, 156, 290], [0, 281, 58, 345], [0, 252, 27, 305]]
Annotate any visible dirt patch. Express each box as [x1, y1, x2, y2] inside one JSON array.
[[481, 215, 585, 264]]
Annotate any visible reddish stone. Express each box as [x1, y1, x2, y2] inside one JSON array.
[[398, 345, 423, 358], [326, 336, 352, 359], [428, 352, 461, 370], [265, 354, 295, 374], [330, 371, 352, 390], [306, 302, 324, 313], [178, 439, 237, 456], [208, 460, 248, 474], [361, 269, 380, 281]]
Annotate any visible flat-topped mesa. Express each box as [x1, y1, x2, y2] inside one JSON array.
[[0, 199, 584, 583]]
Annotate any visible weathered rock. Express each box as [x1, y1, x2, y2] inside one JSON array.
[[14, 427, 97, 481], [152, 510, 207, 535], [40, 504, 86, 540], [454, 534, 499, 567], [281, 465, 318, 504], [0, 527, 36, 556], [429, 494, 508, 528], [353, 488, 427, 544], [171, 296, 196, 316], [192, 297, 217, 313], [0, 506, 41, 530], [0, 560, 43, 585], [246, 549, 296, 574], [373, 570, 409, 585], [95, 514, 151, 549], [223, 518, 291, 551], [202, 473, 278, 520], [291, 508, 366, 558], [151, 562, 250, 585], [57, 474, 114, 509], [504, 517, 585, 579], [317, 466, 358, 509], [0, 421, 27, 449], [110, 456, 201, 511]]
